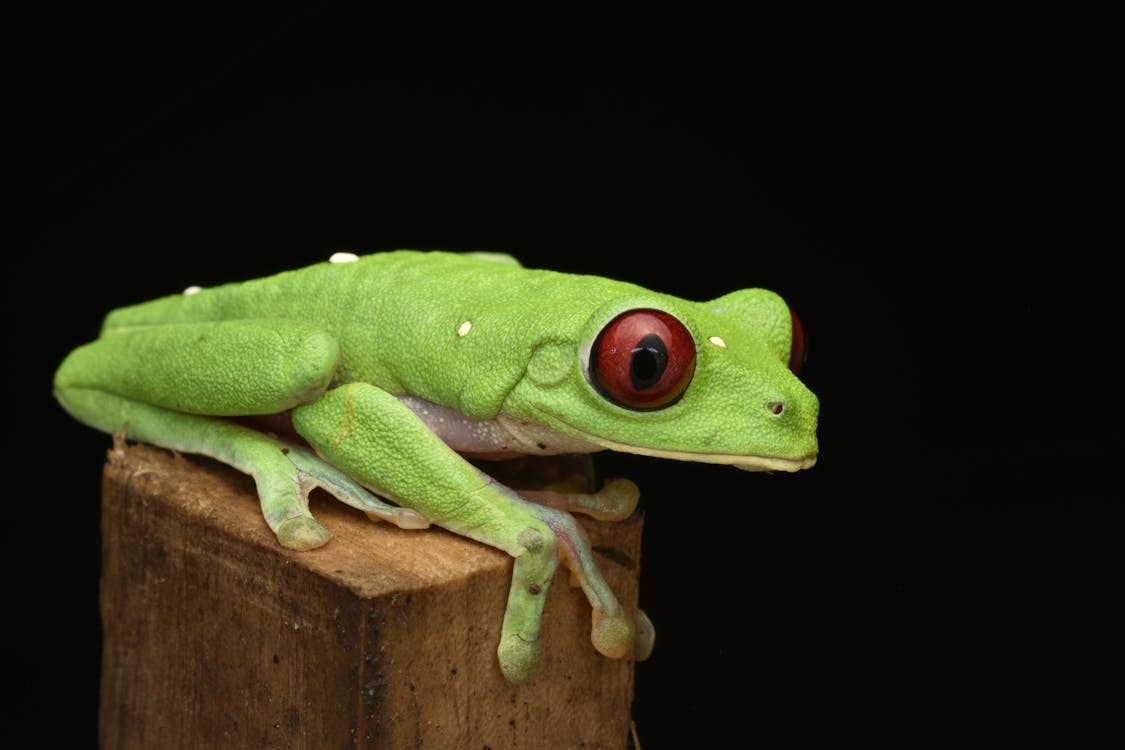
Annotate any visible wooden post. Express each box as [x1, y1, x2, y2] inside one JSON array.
[[98, 443, 643, 749]]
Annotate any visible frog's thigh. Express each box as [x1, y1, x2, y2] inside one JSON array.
[[291, 383, 567, 683], [55, 320, 344, 549], [54, 319, 340, 417]]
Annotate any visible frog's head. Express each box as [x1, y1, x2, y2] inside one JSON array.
[[508, 287, 819, 472]]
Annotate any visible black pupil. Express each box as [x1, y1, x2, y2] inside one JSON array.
[[630, 333, 668, 390]]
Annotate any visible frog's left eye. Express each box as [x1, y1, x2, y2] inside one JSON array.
[[590, 309, 696, 410], [789, 308, 808, 375]]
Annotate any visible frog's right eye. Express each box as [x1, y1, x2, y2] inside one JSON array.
[[589, 309, 696, 410]]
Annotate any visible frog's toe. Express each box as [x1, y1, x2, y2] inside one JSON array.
[[590, 610, 634, 659], [634, 608, 655, 661], [586, 478, 640, 521], [276, 516, 330, 549], [497, 634, 541, 685], [364, 507, 430, 529]]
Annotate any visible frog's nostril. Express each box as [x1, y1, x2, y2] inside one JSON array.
[[767, 401, 784, 415]]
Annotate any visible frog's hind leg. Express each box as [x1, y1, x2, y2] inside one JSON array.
[[56, 386, 333, 547], [52, 319, 414, 549], [59, 386, 433, 548]]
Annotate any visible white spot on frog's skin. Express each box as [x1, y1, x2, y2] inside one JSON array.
[[183, 285, 203, 296], [457, 320, 473, 337], [708, 335, 727, 348], [329, 252, 360, 264]]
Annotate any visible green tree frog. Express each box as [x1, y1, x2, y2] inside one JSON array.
[[53, 250, 819, 684]]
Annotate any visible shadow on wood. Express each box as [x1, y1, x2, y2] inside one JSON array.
[[99, 443, 643, 748]]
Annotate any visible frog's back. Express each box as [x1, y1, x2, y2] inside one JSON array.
[[98, 250, 654, 417], [102, 250, 649, 338], [102, 251, 506, 331]]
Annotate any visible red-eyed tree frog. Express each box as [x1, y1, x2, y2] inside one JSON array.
[[54, 250, 819, 683]]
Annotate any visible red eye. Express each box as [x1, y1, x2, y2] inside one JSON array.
[[590, 309, 696, 410], [789, 308, 807, 375]]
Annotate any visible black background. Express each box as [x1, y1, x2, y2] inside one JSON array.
[[17, 5, 1120, 747]]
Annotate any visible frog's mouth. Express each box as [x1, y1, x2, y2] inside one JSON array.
[[584, 436, 818, 473], [511, 405, 817, 473]]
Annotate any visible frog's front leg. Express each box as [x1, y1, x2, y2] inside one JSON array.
[[292, 383, 637, 683]]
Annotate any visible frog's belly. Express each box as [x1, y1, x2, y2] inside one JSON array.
[[396, 395, 603, 459]]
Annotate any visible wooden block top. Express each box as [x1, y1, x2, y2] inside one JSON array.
[[99, 442, 643, 748]]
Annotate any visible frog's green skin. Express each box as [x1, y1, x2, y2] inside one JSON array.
[[54, 249, 818, 683]]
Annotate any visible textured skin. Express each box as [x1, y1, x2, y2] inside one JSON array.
[[53, 249, 819, 683]]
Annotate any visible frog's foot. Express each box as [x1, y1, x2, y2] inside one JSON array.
[[275, 516, 331, 550], [252, 442, 430, 551], [531, 505, 643, 662], [283, 445, 430, 530], [634, 608, 655, 661], [520, 478, 640, 521]]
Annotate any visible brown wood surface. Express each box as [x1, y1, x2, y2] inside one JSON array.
[[99, 442, 643, 749]]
